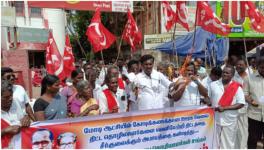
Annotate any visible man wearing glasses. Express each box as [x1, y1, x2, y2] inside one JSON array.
[[31, 129, 54, 149], [1, 67, 35, 121], [57, 132, 77, 149]]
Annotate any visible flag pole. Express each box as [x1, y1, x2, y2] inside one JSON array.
[[172, 24, 179, 69], [100, 50, 105, 66], [179, 1, 198, 75], [243, 38, 251, 74], [115, 34, 124, 64], [192, 2, 199, 49]]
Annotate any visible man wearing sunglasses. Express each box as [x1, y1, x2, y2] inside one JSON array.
[[1, 67, 35, 121]]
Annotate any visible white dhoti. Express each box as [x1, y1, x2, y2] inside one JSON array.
[[235, 113, 248, 149], [216, 122, 238, 149]]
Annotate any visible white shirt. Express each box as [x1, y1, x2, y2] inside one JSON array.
[[13, 85, 30, 114], [93, 83, 102, 101], [209, 79, 245, 126], [96, 67, 107, 86], [233, 71, 249, 114], [1, 100, 26, 149], [202, 76, 212, 91], [134, 70, 171, 110], [174, 77, 202, 107], [98, 89, 127, 114], [127, 72, 138, 111]]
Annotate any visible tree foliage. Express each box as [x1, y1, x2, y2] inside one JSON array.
[[67, 10, 127, 61]]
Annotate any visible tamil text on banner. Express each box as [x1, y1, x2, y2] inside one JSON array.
[[21, 106, 216, 149]]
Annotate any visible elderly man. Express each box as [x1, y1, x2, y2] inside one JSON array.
[[244, 56, 264, 149], [31, 129, 54, 149], [133, 55, 175, 110], [209, 65, 245, 149], [57, 132, 77, 149], [233, 57, 249, 149]]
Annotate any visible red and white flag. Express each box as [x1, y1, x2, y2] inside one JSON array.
[[63, 34, 75, 78], [241, 1, 264, 33], [161, 1, 176, 31], [122, 9, 142, 52], [175, 1, 189, 31], [197, 1, 231, 36], [86, 8, 116, 53], [46, 32, 65, 80]]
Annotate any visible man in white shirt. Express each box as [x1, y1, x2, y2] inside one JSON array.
[[209, 65, 245, 149], [1, 80, 30, 149], [126, 60, 140, 111], [194, 58, 207, 79], [1, 67, 35, 121], [98, 74, 127, 114], [243, 56, 264, 149], [171, 62, 208, 107], [86, 69, 102, 101], [233, 58, 249, 149], [133, 55, 174, 110], [202, 66, 222, 91]]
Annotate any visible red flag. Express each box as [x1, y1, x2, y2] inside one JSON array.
[[197, 1, 231, 36], [122, 9, 142, 52], [46, 32, 65, 80], [161, 1, 176, 31], [242, 1, 264, 33], [86, 8, 116, 53], [175, 1, 189, 31], [63, 34, 75, 78]]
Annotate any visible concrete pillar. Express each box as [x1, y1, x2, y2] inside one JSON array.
[[45, 8, 66, 56]]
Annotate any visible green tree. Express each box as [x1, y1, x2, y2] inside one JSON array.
[[66, 10, 127, 62]]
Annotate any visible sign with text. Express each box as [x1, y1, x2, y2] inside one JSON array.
[[21, 106, 216, 149], [216, 1, 264, 37], [28, 1, 133, 12]]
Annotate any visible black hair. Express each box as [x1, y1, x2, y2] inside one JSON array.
[[257, 56, 264, 66], [1, 67, 14, 77], [236, 57, 247, 65], [210, 66, 222, 77], [127, 60, 139, 70], [71, 68, 83, 79], [224, 65, 235, 76], [1, 79, 13, 94], [186, 62, 197, 74], [140, 54, 154, 64], [41, 74, 59, 96]]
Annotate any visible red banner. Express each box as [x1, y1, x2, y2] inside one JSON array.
[[28, 1, 133, 12]]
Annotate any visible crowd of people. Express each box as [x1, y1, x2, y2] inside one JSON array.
[[1, 54, 264, 149]]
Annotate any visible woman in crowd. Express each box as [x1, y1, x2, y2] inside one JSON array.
[[33, 75, 67, 121], [60, 69, 84, 116], [70, 80, 99, 117]]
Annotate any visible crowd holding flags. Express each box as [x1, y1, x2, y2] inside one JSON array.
[[45, 1, 264, 79]]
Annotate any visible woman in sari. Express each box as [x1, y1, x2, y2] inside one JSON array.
[[70, 80, 99, 117], [33, 75, 67, 121], [60, 69, 84, 117]]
